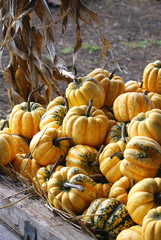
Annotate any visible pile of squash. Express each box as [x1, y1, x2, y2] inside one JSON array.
[[1, 59, 161, 239]]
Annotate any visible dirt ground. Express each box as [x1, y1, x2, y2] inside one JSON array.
[[1, 0, 161, 118]]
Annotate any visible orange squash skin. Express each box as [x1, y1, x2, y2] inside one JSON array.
[[66, 77, 105, 109], [120, 136, 161, 181], [30, 128, 71, 166], [113, 92, 154, 122], [62, 105, 109, 148], [9, 102, 46, 140], [116, 225, 143, 240], [128, 108, 161, 145], [0, 131, 16, 165], [142, 206, 161, 240], [142, 60, 161, 94], [47, 166, 97, 214], [99, 141, 127, 183], [127, 177, 161, 226], [12, 153, 41, 180]]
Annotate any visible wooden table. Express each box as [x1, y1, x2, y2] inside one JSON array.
[[0, 174, 93, 240]]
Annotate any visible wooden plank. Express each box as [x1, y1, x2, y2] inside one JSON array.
[[0, 175, 93, 240]]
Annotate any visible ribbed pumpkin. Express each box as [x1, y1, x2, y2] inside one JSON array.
[[99, 140, 127, 183], [46, 96, 65, 111], [9, 86, 46, 140], [142, 60, 161, 94], [87, 68, 125, 107], [12, 153, 41, 181], [62, 99, 109, 148], [128, 108, 161, 145], [47, 166, 97, 214], [113, 91, 154, 122], [65, 76, 105, 109], [105, 122, 129, 145], [0, 131, 16, 165], [127, 177, 161, 225], [116, 225, 143, 240], [30, 128, 71, 166], [39, 105, 66, 131], [95, 183, 112, 198], [12, 134, 30, 155], [125, 80, 144, 93], [83, 198, 134, 239], [142, 206, 161, 240], [86, 68, 110, 81], [65, 144, 101, 176], [34, 163, 64, 192], [148, 92, 161, 109], [120, 136, 161, 181], [109, 176, 135, 204]]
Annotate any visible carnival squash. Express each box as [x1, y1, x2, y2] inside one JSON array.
[[120, 136, 161, 181], [62, 99, 109, 148], [47, 166, 97, 214], [127, 177, 161, 225], [30, 128, 71, 166]]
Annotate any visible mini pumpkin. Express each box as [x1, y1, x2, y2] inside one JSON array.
[[95, 183, 112, 198], [34, 163, 64, 192], [65, 144, 101, 176], [47, 166, 97, 214], [46, 96, 65, 111], [109, 176, 135, 204], [87, 68, 125, 107], [142, 206, 161, 240], [66, 76, 105, 109], [116, 225, 143, 240], [105, 122, 129, 145], [30, 128, 71, 166], [128, 108, 161, 145], [148, 92, 161, 109], [125, 80, 144, 93], [39, 105, 66, 131], [9, 85, 46, 140], [142, 60, 161, 94], [113, 91, 154, 122], [83, 198, 134, 239], [120, 136, 161, 181], [99, 140, 127, 183], [0, 131, 16, 165], [12, 134, 30, 155], [127, 177, 161, 225], [62, 99, 109, 148], [12, 153, 41, 181]]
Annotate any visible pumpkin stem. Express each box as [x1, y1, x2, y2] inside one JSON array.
[[91, 145, 105, 166], [64, 182, 84, 192], [73, 66, 79, 84], [85, 99, 93, 117], [89, 173, 103, 179], [0, 120, 9, 130], [104, 105, 114, 114], [121, 123, 128, 143], [109, 67, 116, 80], [53, 137, 72, 146], [49, 155, 63, 178], [140, 80, 143, 88], [64, 97, 69, 114], [27, 84, 44, 112], [110, 151, 124, 160]]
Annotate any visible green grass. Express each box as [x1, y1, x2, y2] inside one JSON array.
[[60, 43, 101, 55], [119, 38, 161, 49]]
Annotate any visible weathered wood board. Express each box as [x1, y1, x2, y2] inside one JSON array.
[[0, 175, 94, 240]]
